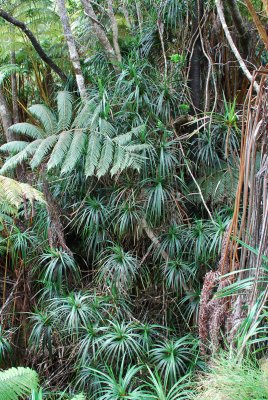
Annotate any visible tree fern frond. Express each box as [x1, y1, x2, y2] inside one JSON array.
[[110, 146, 126, 176], [0, 64, 21, 84], [85, 131, 102, 177], [9, 123, 45, 139], [72, 99, 97, 129], [0, 176, 44, 208], [47, 131, 73, 171], [96, 136, 113, 178], [61, 131, 87, 174], [99, 119, 116, 138], [0, 140, 42, 174], [57, 91, 73, 132], [0, 367, 38, 400], [0, 141, 29, 154], [30, 135, 58, 169], [29, 105, 57, 135], [113, 132, 132, 145]]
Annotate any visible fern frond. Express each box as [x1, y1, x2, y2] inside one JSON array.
[[72, 99, 97, 129], [47, 131, 73, 171], [0, 176, 44, 208], [30, 135, 58, 169], [96, 136, 114, 178], [99, 119, 116, 138], [0, 140, 42, 174], [110, 146, 126, 176], [0, 64, 21, 84], [113, 132, 132, 145], [0, 367, 38, 400], [57, 91, 73, 132], [9, 123, 45, 139], [0, 141, 29, 154], [61, 131, 87, 174], [85, 131, 102, 177], [29, 105, 57, 135]]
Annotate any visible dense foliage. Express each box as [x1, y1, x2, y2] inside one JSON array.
[[0, 0, 267, 399]]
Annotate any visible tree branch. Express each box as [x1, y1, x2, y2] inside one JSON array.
[[0, 8, 67, 82]]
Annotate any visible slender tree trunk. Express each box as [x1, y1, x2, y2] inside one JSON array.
[[225, 0, 250, 57], [107, 0, 122, 63], [11, 51, 20, 124], [57, 0, 87, 99], [189, 0, 203, 110], [0, 86, 15, 142], [80, 0, 120, 72], [0, 8, 67, 82]]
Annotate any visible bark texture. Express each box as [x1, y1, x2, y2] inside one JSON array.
[[57, 0, 87, 99], [0, 86, 15, 141], [80, 0, 120, 72]]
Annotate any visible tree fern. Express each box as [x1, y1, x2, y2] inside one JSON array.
[[0, 175, 44, 210], [30, 135, 58, 169], [57, 91, 73, 131], [60, 131, 87, 174], [47, 131, 73, 170], [0, 64, 21, 84], [28, 104, 57, 134], [8, 123, 45, 139], [0, 367, 38, 400]]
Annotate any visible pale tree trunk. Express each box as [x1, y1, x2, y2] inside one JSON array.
[[107, 0, 122, 63], [80, 0, 120, 72], [0, 86, 15, 141], [56, 0, 87, 99], [11, 51, 20, 124]]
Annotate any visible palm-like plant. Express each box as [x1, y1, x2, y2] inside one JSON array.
[[49, 291, 93, 337], [88, 363, 147, 400], [97, 245, 139, 291], [98, 321, 143, 368], [39, 248, 80, 286], [29, 309, 54, 358], [150, 336, 197, 385]]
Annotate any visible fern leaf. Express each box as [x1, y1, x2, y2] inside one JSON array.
[[0, 367, 38, 400], [30, 135, 58, 169], [61, 131, 87, 174], [99, 118, 116, 138], [0, 64, 21, 84], [0, 176, 44, 208], [0, 140, 42, 174], [29, 104, 57, 134], [57, 91, 73, 132], [73, 99, 97, 129], [85, 131, 102, 177], [114, 132, 132, 145], [96, 136, 113, 178], [47, 131, 73, 171], [110, 146, 126, 176], [9, 123, 45, 139], [0, 141, 29, 153]]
